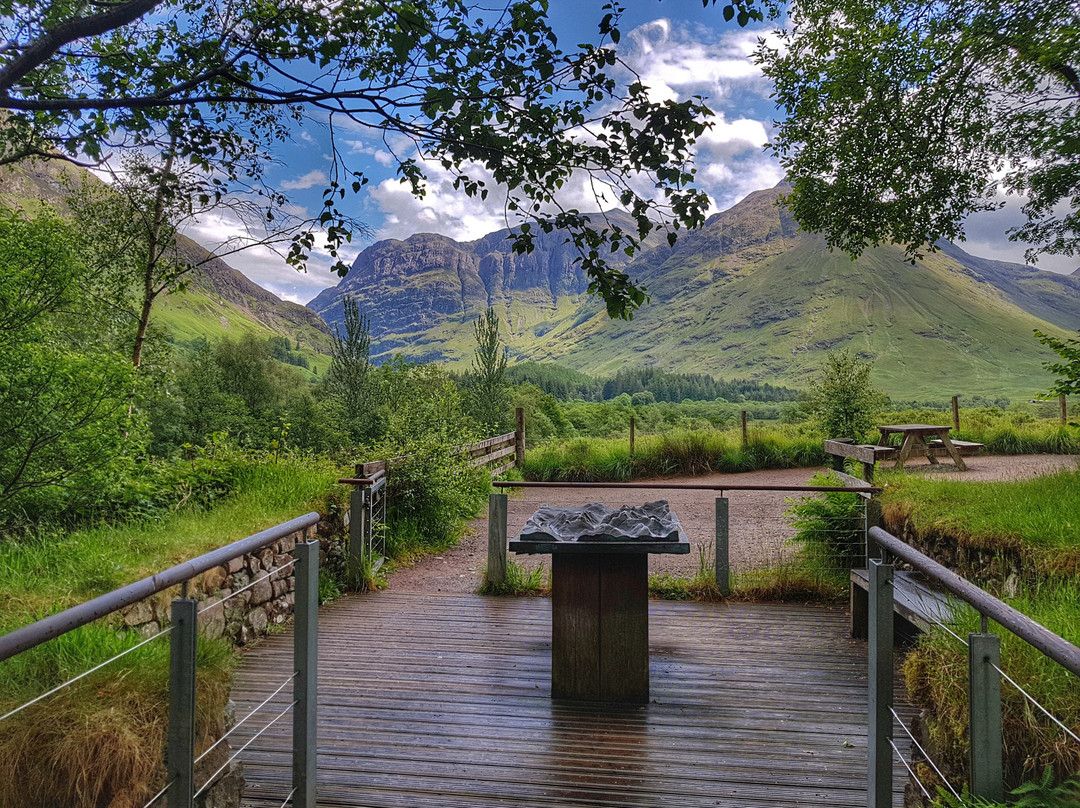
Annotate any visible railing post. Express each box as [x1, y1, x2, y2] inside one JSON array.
[[293, 539, 319, 808], [487, 493, 508, 586], [347, 485, 366, 588], [714, 497, 730, 596], [167, 597, 197, 808], [629, 416, 635, 457], [1062, 394, 1068, 425], [969, 630, 1003, 802], [515, 407, 525, 468], [868, 558, 893, 808], [740, 410, 748, 448]]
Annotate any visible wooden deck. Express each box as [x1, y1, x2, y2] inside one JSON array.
[[232, 593, 911, 808]]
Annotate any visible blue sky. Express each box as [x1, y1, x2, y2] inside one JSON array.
[[182, 2, 1077, 305]]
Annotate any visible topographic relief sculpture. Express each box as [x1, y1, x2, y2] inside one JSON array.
[[520, 500, 681, 543]]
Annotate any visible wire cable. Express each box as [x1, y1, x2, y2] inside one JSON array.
[[889, 739, 932, 800], [991, 662, 1080, 744], [194, 672, 298, 765], [193, 700, 296, 799], [200, 559, 297, 615], [891, 707, 960, 800], [278, 787, 297, 808], [139, 779, 174, 808], [0, 625, 173, 723]]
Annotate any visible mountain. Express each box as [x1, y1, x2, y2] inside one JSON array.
[[0, 158, 335, 374], [309, 187, 1080, 399]]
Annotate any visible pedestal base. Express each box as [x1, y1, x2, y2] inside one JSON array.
[[551, 552, 648, 703]]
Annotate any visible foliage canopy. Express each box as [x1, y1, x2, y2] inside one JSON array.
[[756, 0, 1080, 262], [0, 0, 722, 317]]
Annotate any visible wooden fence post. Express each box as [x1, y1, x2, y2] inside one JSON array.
[[1062, 395, 1068, 425], [515, 407, 525, 468], [487, 493, 508, 586], [952, 395, 960, 432], [714, 498, 730, 596], [629, 416, 635, 456], [741, 411, 748, 448]]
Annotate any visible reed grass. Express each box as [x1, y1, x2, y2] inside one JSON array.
[[522, 427, 825, 482]]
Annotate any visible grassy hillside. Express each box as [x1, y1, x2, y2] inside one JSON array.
[[318, 186, 1075, 400]]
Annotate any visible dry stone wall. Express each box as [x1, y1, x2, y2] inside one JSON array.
[[116, 515, 346, 808]]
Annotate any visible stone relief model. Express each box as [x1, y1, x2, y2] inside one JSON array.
[[520, 500, 681, 542]]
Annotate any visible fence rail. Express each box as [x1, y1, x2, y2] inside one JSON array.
[[866, 525, 1080, 805], [0, 513, 322, 808]]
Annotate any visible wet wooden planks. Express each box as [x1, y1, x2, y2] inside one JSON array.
[[231, 593, 912, 808]]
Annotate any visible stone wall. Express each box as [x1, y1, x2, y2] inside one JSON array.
[[117, 515, 346, 808]]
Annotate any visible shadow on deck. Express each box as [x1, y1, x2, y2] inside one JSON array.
[[232, 593, 911, 808]]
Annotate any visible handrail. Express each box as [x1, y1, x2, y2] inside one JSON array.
[[869, 526, 1080, 677], [494, 480, 879, 493], [0, 512, 320, 664]]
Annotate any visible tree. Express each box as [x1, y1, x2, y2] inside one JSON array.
[[0, 210, 132, 510], [0, 0, 725, 317], [756, 0, 1080, 262], [467, 307, 511, 434], [326, 296, 378, 444], [806, 349, 889, 441], [1036, 330, 1080, 397]]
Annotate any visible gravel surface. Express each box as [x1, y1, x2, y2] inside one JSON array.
[[385, 454, 1079, 595]]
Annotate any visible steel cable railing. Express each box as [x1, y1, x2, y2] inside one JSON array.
[[867, 525, 1080, 806], [0, 511, 321, 808]]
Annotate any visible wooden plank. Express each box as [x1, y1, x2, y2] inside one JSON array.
[[823, 439, 896, 464], [598, 553, 648, 702], [470, 445, 516, 467], [232, 593, 915, 808], [551, 554, 600, 699]]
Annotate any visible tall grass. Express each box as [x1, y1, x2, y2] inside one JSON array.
[[522, 427, 825, 482], [0, 455, 344, 622], [904, 580, 1080, 793]]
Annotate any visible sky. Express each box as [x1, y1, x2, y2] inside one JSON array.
[[183, 1, 1078, 305]]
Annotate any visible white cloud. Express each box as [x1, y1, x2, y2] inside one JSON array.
[[281, 170, 327, 190]]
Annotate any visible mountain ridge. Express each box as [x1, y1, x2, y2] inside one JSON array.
[[308, 187, 1080, 398]]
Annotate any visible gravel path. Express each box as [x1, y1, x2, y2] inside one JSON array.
[[385, 454, 1079, 594]]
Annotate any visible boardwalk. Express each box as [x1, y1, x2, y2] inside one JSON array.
[[232, 592, 910, 808]]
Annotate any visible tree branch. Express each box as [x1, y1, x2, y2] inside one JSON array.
[[0, 0, 163, 94]]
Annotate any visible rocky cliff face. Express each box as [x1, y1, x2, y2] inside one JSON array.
[[306, 187, 1080, 397], [306, 212, 645, 348]]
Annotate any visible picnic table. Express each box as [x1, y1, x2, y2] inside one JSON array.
[[509, 502, 689, 703], [876, 423, 968, 471]]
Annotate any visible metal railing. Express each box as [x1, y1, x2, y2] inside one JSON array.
[[0, 513, 322, 808], [866, 526, 1080, 807], [488, 480, 876, 591]]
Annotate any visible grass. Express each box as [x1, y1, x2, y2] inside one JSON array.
[[876, 468, 1080, 796], [522, 427, 824, 482], [478, 559, 548, 596], [904, 579, 1080, 791], [0, 626, 235, 808], [0, 456, 344, 625], [0, 455, 344, 808], [878, 468, 1080, 579]]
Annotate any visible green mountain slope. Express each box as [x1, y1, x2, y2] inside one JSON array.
[[0, 158, 336, 377], [312, 187, 1079, 399]]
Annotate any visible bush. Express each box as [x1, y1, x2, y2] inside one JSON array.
[[785, 471, 866, 582]]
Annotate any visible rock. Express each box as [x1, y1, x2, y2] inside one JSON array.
[[225, 556, 244, 575], [248, 555, 261, 574], [272, 579, 287, 598], [247, 606, 268, 634], [250, 572, 273, 605], [279, 533, 296, 553], [123, 599, 154, 626], [136, 621, 160, 639], [201, 597, 226, 640], [258, 549, 275, 571], [201, 566, 228, 594]]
